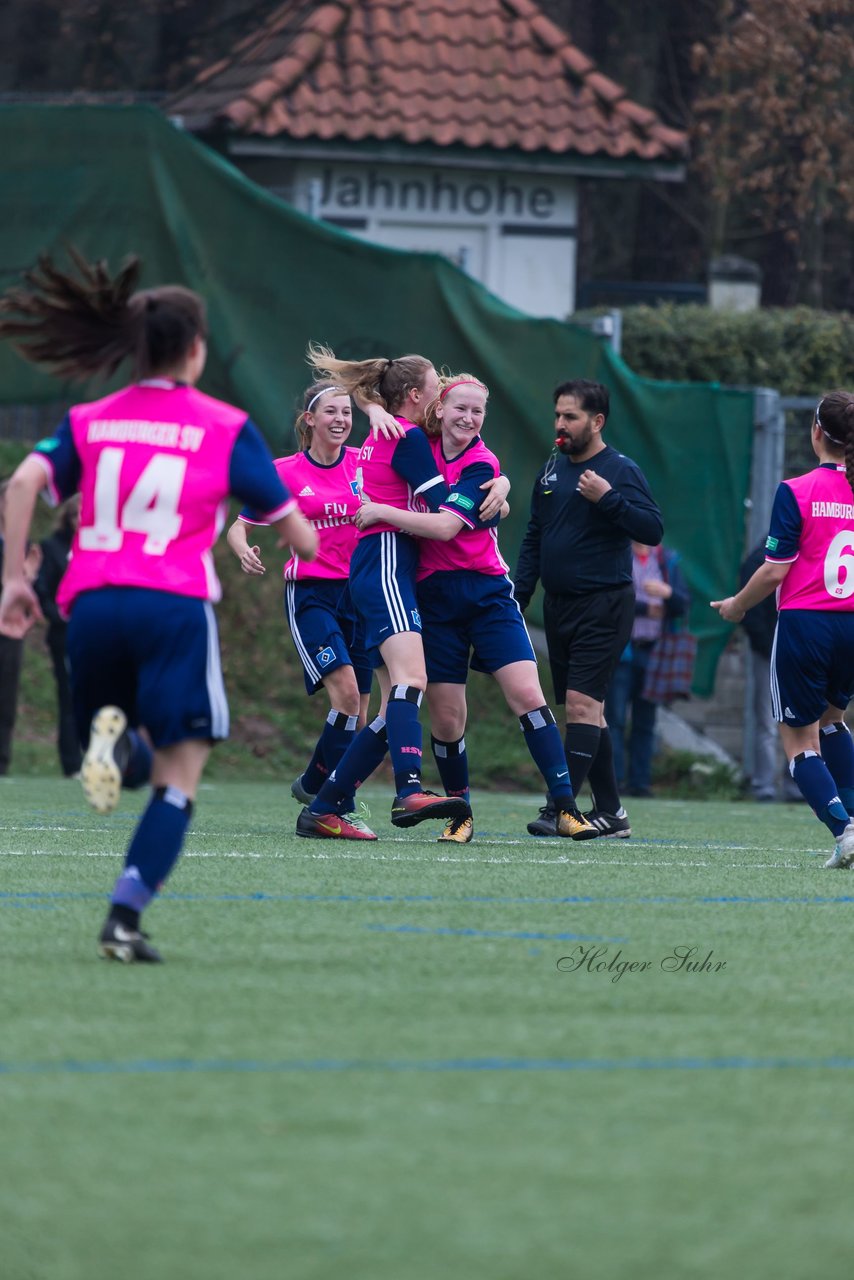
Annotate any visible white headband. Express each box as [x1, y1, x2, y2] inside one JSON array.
[[816, 400, 844, 446], [307, 386, 345, 413]]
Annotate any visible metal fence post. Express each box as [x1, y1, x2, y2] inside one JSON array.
[[742, 388, 786, 785], [748, 388, 786, 546]]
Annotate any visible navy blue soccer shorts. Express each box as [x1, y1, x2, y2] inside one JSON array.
[[348, 531, 422, 661], [417, 570, 536, 684], [66, 587, 229, 749], [284, 579, 373, 696], [771, 609, 854, 726]]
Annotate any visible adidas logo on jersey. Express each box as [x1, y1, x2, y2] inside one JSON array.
[[299, 485, 315, 497]]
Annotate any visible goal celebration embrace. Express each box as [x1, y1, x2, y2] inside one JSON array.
[[3, 245, 852, 969]]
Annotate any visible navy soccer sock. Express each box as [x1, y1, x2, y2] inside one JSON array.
[[300, 738, 327, 796], [431, 735, 470, 803], [819, 721, 854, 816], [302, 711, 358, 796], [110, 786, 193, 915], [587, 727, 623, 815], [387, 685, 424, 798], [309, 719, 389, 815], [564, 723, 601, 798], [790, 750, 850, 837], [519, 707, 574, 806]]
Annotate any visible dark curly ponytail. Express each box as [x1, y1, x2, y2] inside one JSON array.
[[0, 245, 206, 382]]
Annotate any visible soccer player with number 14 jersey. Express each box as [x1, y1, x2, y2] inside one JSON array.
[[0, 248, 317, 961]]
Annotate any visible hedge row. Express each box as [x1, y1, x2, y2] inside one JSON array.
[[607, 306, 854, 395]]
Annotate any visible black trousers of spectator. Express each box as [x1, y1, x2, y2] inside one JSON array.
[[0, 633, 23, 775], [47, 626, 82, 777]]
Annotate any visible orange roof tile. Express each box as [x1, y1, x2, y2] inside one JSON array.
[[167, 0, 687, 165]]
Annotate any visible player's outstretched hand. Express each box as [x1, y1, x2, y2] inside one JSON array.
[[366, 403, 406, 440], [239, 545, 265, 576], [0, 577, 44, 638], [710, 596, 745, 623]]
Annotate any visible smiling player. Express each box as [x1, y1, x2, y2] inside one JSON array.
[[227, 381, 377, 837], [356, 372, 596, 842]]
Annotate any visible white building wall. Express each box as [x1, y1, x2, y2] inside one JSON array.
[[293, 162, 578, 320]]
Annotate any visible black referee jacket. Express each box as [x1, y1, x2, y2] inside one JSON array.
[[514, 444, 663, 606]]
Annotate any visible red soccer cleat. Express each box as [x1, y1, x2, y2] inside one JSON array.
[[390, 791, 471, 829], [295, 807, 377, 841]]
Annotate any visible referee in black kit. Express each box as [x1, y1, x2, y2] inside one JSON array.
[[514, 379, 663, 837]]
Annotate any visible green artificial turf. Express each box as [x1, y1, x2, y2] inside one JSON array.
[[2, 778, 854, 1280]]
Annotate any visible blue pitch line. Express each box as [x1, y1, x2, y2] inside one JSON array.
[[365, 924, 627, 942], [4, 1055, 854, 1077], [4, 888, 854, 908], [0, 901, 55, 910]]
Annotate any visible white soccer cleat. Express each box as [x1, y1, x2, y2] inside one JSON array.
[[825, 821, 854, 869], [81, 706, 127, 815]]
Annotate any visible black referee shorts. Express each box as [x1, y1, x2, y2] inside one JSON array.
[[543, 584, 635, 704]]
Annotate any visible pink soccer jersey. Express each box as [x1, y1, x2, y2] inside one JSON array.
[[771, 465, 854, 610], [240, 447, 361, 581], [355, 417, 445, 537], [46, 383, 294, 613], [417, 435, 509, 579]]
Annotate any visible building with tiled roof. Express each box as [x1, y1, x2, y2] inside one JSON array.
[[168, 0, 688, 318]]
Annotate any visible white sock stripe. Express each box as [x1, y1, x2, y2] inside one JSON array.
[[285, 583, 321, 683], [390, 684, 423, 707], [325, 711, 358, 731], [162, 785, 190, 810]]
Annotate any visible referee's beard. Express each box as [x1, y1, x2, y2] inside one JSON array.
[[555, 425, 593, 457]]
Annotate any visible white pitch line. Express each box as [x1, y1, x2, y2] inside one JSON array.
[[0, 847, 808, 869]]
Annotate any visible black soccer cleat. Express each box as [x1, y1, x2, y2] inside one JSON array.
[[583, 808, 632, 839], [526, 800, 558, 837], [98, 918, 162, 964]]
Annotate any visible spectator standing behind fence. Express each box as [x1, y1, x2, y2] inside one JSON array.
[[514, 378, 663, 839], [605, 541, 690, 799], [34, 495, 82, 778]]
